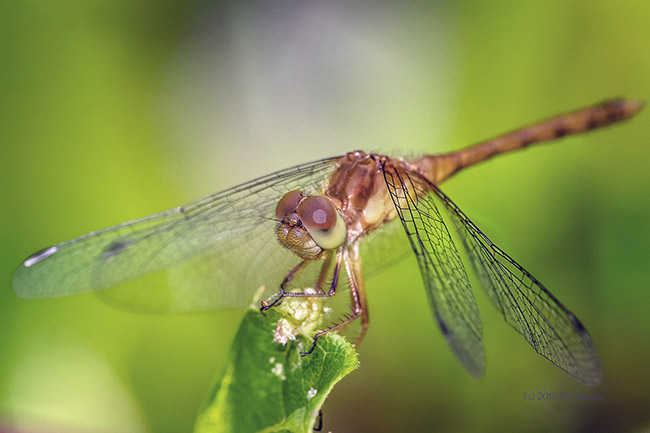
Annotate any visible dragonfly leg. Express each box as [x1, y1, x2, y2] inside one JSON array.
[[313, 410, 323, 431], [300, 246, 368, 356], [261, 251, 337, 312], [347, 244, 369, 347], [260, 259, 310, 311], [282, 252, 340, 300], [281, 259, 311, 290], [260, 260, 309, 312]]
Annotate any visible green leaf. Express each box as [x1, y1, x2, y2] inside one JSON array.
[[195, 309, 358, 433]]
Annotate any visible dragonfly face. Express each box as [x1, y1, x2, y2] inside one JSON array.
[[275, 190, 347, 260], [12, 99, 643, 385]]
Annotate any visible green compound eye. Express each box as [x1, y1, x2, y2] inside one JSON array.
[[297, 196, 347, 250]]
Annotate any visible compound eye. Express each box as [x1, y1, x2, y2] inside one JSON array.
[[297, 196, 337, 231], [275, 190, 302, 219], [297, 196, 347, 249]]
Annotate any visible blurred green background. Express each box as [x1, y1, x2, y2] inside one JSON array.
[[2, 1, 649, 432]]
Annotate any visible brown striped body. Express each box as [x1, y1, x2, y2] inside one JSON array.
[[414, 98, 642, 184]]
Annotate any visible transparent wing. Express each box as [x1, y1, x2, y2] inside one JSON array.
[[430, 183, 602, 386], [13, 156, 341, 312], [382, 163, 485, 378], [359, 217, 413, 281]]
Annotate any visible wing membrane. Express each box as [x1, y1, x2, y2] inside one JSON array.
[[430, 183, 602, 386], [13, 156, 341, 312], [382, 163, 485, 378]]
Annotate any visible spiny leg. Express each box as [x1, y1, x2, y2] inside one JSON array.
[[346, 244, 369, 347], [261, 251, 338, 312], [301, 246, 368, 356], [260, 259, 311, 311]]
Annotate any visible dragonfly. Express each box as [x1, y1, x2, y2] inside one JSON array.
[[13, 99, 642, 386]]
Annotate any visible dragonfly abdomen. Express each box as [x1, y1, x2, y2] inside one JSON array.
[[414, 98, 643, 184]]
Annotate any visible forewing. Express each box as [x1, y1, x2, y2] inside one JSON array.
[[13, 156, 341, 312], [382, 163, 485, 378], [430, 184, 602, 386]]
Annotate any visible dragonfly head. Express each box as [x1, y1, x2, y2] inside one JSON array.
[[275, 190, 347, 260]]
